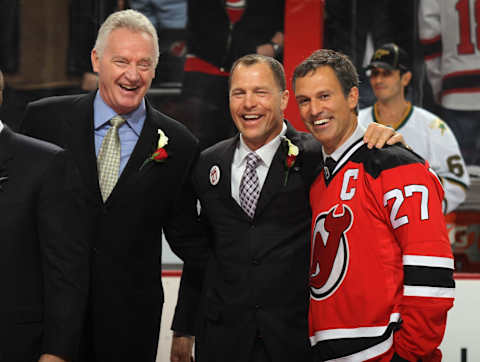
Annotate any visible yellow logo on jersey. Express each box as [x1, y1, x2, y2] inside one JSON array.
[[429, 118, 447, 135]]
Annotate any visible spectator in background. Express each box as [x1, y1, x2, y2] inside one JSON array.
[[130, 0, 188, 85], [419, 0, 480, 172], [359, 43, 470, 213], [179, 0, 285, 150]]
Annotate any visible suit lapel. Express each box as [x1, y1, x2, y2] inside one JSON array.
[[200, 134, 249, 219], [255, 122, 302, 218], [214, 135, 242, 213], [105, 101, 158, 204], [0, 127, 14, 192], [65, 92, 102, 202]]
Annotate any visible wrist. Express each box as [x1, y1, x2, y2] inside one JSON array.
[[173, 331, 193, 338]]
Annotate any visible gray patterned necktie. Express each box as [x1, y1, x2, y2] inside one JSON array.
[[239, 152, 261, 218], [97, 115, 126, 201]]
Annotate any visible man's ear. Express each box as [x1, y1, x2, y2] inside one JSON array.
[[280, 89, 289, 111], [348, 86, 359, 112], [401, 71, 412, 87], [91, 49, 100, 73]]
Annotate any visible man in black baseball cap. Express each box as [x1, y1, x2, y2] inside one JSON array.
[[359, 42, 470, 214], [367, 42, 411, 73]]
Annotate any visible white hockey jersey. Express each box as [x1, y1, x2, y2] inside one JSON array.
[[418, 0, 480, 110], [359, 104, 470, 213]]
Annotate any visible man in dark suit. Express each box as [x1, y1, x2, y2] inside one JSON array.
[[171, 55, 402, 362], [20, 10, 206, 362], [0, 69, 89, 362]]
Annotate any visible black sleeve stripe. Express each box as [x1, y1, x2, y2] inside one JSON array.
[[404, 265, 455, 288], [312, 321, 401, 361]]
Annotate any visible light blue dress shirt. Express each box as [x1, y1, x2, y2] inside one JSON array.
[[93, 92, 146, 175]]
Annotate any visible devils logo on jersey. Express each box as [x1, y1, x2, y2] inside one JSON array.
[[310, 204, 353, 300]]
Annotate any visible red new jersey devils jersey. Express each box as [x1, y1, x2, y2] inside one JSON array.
[[309, 139, 455, 362]]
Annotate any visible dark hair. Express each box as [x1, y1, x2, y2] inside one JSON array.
[[229, 54, 286, 91], [293, 49, 358, 98]]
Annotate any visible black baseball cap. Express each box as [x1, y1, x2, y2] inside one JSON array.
[[367, 43, 410, 72]]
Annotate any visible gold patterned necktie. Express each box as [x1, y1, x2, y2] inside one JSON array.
[[97, 115, 126, 202]]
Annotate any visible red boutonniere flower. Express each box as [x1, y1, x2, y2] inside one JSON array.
[[140, 129, 169, 170], [282, 136, 299, 186]]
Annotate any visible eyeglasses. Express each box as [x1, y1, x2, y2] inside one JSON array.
[[367, 68, 394, 78]]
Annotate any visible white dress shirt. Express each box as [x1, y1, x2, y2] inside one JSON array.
[[0, 120, 4, 134], [231, 122, 287, 205]]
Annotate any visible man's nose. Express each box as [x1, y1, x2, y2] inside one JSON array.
[[125, 64, 140, 81], [310, 99, 323, 117], [244, 92, 257, 109]]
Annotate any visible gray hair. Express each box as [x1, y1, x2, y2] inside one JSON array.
[[94, 9, 159, 67]]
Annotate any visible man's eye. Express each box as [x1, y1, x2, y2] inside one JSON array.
[[138, 63, 151, 70]]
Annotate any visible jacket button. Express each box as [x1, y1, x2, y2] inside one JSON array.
[[252, 259, 259, 265]]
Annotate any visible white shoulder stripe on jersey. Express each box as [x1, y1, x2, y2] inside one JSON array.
[[310, 313, 400, 343], [324, 333, 393, 362], [404, 285, 455, 298], [403, 255, 454, 269], [332, 139, 364, 175]]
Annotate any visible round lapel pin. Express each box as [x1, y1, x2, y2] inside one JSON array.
[[209, 165, 220, 186]]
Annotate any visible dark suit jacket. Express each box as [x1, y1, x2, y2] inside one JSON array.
[[0, 126, 89, 362], [21, 92, 207, 362], [191, 122, 322, 362]]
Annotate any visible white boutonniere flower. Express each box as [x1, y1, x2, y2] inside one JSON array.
[[140, 129, 169, 170], [281, 136, 299, 186]]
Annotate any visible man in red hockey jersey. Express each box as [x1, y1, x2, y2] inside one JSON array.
[[293, 49, 455, 361]]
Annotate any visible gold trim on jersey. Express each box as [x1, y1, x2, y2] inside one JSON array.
[[373, 101, 413, 130]]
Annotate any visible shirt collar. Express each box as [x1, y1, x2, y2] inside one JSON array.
[[323, 121, 365, 162], [0, 120, 3, 134], [236, 122, 287, 167], [93, 91, 146, 136]]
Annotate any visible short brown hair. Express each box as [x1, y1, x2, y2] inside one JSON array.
[[229, 54, 286, 91], [293, 49, 358, 98]]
